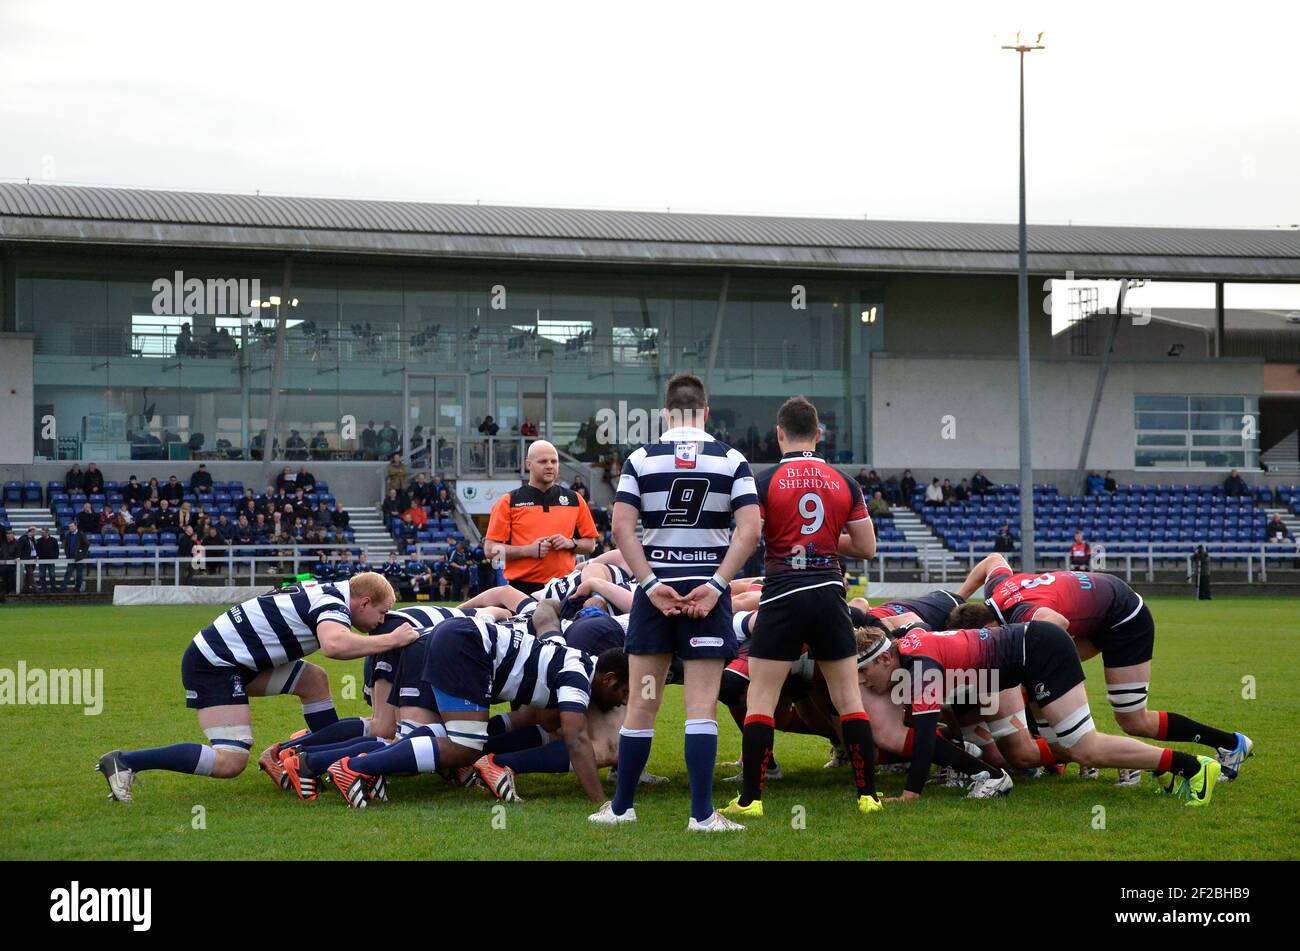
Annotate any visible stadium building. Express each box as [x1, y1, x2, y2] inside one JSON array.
[[1, 183, 1298, 522]]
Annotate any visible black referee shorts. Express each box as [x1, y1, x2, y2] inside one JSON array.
[[509, 578, 545, 595], [749, 580, 855, 663]]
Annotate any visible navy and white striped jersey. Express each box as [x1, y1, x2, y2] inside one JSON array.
[[471, 617, 596, 713], [537, 563, 632, 603], [386, 605, 476, 632], [193, 580, 352, 672], [616, 426, 757, 582]]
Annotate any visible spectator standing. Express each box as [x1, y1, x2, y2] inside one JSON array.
[[361, 421, 379, 460], [18, 527, 38, 591], [63, 522, 90, 592], [520, 417, 539, 438], [35, 528, 60, 592], [970, 469, 991, 496], [1, 528, 18, 594], [386, 453, 409, 494], [1086, 470, 1105, 496], [378, 421, 400, 458], [994, 523, 1016, 554], [478, 415, 500, 437]]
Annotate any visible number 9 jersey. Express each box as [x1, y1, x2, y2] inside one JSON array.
[[754, 450, 869, 598]]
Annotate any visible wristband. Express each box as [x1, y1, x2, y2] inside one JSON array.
[[707, 574, 727, 594], [640, 575, 662, 593]]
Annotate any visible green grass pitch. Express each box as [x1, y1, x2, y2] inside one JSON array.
[[1, 596, 1295, 860]]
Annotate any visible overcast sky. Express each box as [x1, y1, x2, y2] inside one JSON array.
[[2, 0, 1297, 233]]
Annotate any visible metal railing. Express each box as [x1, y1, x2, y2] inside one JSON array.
[[2, 542, 466, 594]]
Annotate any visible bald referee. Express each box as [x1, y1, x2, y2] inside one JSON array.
[[589, 372, 760, 831], [485, 440, 598, 594]]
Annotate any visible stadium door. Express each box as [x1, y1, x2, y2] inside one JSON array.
[[487, 374, 551, 473], [403, 372, 469, 475]]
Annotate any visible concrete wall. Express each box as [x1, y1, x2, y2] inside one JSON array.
[[870, 353, 1264, 474], [0, 334, 35, 464]]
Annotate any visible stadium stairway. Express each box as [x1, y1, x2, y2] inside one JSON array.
[[350, 508, 397, 559], [5, 507, 56, 537], [890, 506, 966, 580]]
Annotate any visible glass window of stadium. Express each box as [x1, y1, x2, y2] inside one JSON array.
[[1135, 394, 1261, 469], [16, 256, 882, 469]]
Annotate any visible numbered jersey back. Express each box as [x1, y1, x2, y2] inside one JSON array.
[[755, 451, 868, 585]]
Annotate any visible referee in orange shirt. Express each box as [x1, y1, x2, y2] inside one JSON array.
[[485, 440, 598, 594]]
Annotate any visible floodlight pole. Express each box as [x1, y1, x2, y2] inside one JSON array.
[[1004, 35, 1045, 572]]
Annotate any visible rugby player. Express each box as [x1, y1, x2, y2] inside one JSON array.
[[951, 553, 1253, 782], [96, 573, 417, 802], [591, 372, 760, 831], [722, 396, 883, 819], [856, 621, 1223, 806], [323, 603, 629, 807]]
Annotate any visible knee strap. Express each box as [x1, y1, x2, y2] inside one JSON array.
[[1106, 681, 1150, 713]]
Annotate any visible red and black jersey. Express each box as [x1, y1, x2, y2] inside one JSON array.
[[754, 451, 868, 598], [1069, 543, 1091, 568], [984, 567, 1137, 639], [867, 590, 963, 631], [893, 624, 1027, 714]]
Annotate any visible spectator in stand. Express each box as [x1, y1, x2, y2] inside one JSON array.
[[0, 528, 17, 594], [312, 551, 335, 582], [863, 469, 883, 498], [332, 503, 351, 532], [1103, 470, 1118, 494], [122, 475, 146, 507], [970, 469, 991, 496], [1085, 470, 1105, 496], [386, 453, 409, 494], [408, 472, 432, 507], [176, 501, 193, 532], [113, 502, 134, 534], [900, 469, 918, 505], [378, 421, 400, 459], [291, 488, 313, 521], [332, 552, 354, 579], [940, 478, 955, 504], [62, 521, 90, 592], [76, 501, 99, 534], [233, 516, 254, 547], [520, 416, 539, 438], [994, 523, 1016, 554], [953, 478, 971, 503], [435, 570, 452, 602], [382, 488, 406, 523], [256, 485, 276, 515], [136, 501, 158, 536], [314, 500, 333, 528], [1069, 530, 1092, 571], [285, 430, 308, 458], [447, 542, 470, 600], [398, 513, 419, 555], [65, 462, 85, 494], [924, 477, 944, 508], [163, 474, 184, 503], [295, 465, 316, 491], [478, 415, 500, 437], [35, 528, 60, 592], [355, 552, 371, 574], [309, 431, 330, 458], [275, 466, 296, 492], [18, 527, 38, 592], [407, 556, 434, 598], [214, 513, 235, 542], [432, 488, 454, 520], [867, 489, 892, 520], [145, 477, 162, 503], [402, 499, 429, 528], [361, 421, 379, 460], [82, 463, 104, 495], [189, 463, 213, 493], [1224, 468, 1249, 498], [382, 550, 406, 579], [1265, 514, 1292, 543], [432, 470, 449, 499], [882, 473, 902, 505], [569, 473, 591, 503], [156, 499, 178, 531], [854, 467, 871, 492], [253, 513, 270, 540]]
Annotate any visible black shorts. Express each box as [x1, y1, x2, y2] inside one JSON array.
[[421, 618, 495, 709], [181, 641, 255, 709], [562, 615, 625, 656], [509, 578, 545, 595], [389, 634, 438, 712], [1094, 599, 1155, 669], [1022, 621, 1087, 707], [749, 580, 854, 662]]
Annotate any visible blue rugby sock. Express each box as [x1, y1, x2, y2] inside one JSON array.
[[611, 727, 653, 815], [301, 699, 338, 731], [287, 716, 368, 750], [305, 738, 386, 776], [684, 719, 719, 822], [350, 727, 440, 776], [496, 740, 571, 774], [120, 744, 217, 776], [483, 725, 550, 755]]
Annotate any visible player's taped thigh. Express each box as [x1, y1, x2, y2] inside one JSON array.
[[962, 723, 994, 748], [1034, 720, 1058, 745], [443, 718, 489, 751], [987, 714, 1026, 741], [1106, 680, 1150, 713], [265, 659, 306, 696], [204, 724, 254, 757], [1049, 704, 1095, 750]]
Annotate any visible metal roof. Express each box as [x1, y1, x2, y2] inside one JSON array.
[[2, 182, 1298, 280]]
